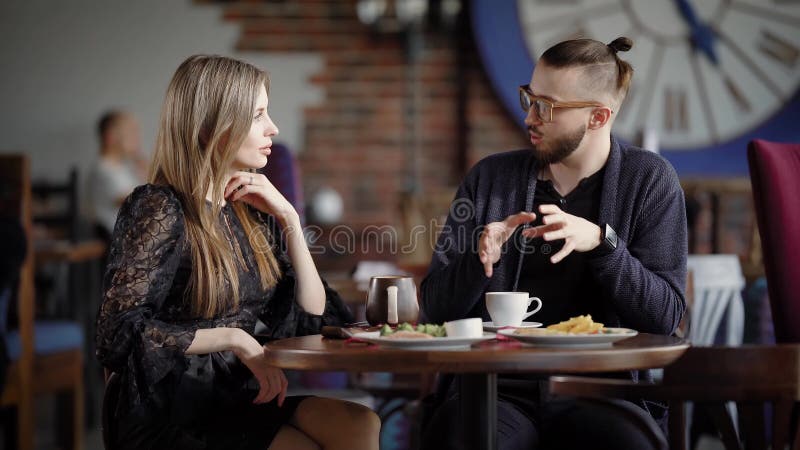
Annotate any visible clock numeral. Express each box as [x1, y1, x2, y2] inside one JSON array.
[[758, 29, 799, 69], [716, 28, 784, 99], [664, 88, 689, 132], [723, 75, 752, 112]]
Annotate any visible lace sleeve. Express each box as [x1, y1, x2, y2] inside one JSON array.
[[95, 184, 196, 384], [255, 211, 354, 338]]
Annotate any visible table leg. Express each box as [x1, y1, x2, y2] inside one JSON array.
[[459, 373, 497, 450]]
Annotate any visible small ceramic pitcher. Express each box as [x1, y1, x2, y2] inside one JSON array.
[[365, 276, 419, 325]]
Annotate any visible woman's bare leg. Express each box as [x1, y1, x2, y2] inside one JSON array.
[[290, 397, 381, 450], [268, 424, 321, 450]]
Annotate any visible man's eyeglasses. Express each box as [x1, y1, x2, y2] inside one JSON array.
[[518, 85, 610, 123]]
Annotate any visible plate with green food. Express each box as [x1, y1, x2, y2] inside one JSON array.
[[351, 322, 496, 349]]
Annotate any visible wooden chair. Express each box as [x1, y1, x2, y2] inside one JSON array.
[[680, 177, 763, 283], [31, 167, 80, 242], [30, 166, 85, 319], [0, 154, 84, 450], [549, 345, 800, 450]]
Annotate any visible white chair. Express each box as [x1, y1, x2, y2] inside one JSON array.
[[682, 254, 746, 447], [686, 254, 745, 347]]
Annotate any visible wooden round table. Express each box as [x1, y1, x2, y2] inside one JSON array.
[[265, 333, 689, 450]]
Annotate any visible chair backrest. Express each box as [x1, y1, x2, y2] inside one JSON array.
[[0, 155, 36, 368], [0, 218, 27, 394], [686, 255, 745, 346], [0, 154, 36, 443], [748, 139, 800, 343], [663, 345, 800, 450], [31, 167, 80, 242]]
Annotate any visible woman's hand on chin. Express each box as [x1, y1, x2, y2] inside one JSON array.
[[224, 171, 299, 226]]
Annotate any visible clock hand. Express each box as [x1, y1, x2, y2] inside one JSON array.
[[673, 0, 719, 65]]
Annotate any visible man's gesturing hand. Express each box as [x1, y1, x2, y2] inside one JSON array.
[[521, 204, 601, 263], [479, 212, 536, 277]]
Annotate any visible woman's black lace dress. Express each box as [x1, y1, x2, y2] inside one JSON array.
[[96, 184, 353, 450]]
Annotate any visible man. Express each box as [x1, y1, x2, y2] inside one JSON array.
[[420, 37, 686, 450], [88, 111, 147, 241]]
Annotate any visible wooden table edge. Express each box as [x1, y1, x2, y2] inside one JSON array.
[[264, 334, 690, 374]]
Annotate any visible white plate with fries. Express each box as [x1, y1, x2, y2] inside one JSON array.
[[498, 327, 638, 346], [351, 331, 496, 350], [497, 315, 637, 346]]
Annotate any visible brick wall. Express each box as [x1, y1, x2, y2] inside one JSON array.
[[216, 0, 528, 228]]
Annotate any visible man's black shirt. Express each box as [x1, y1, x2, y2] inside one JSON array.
[[516, 166, 606, 327]]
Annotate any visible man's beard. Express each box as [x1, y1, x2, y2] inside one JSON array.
[[530, 124, 586, 164]]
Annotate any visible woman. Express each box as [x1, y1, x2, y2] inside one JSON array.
[[96, 55, 380, 450]]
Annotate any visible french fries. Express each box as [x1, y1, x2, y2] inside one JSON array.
[[540, 315, 605, 334]]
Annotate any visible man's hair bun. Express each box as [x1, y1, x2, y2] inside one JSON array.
[[607, 37, 633, 54]]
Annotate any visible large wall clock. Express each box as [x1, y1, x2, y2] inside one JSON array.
[[471, 0, 800, 175]]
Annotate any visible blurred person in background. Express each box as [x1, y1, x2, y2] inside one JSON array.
[[88, 110, 148, 242], [95, 55, 379, 450]]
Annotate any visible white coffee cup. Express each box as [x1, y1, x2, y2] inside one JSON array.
[[485, 292, 543, 327], [444, 318, 483, 338]]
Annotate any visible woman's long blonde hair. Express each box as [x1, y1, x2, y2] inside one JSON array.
[[150, 55, 281, 318]]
